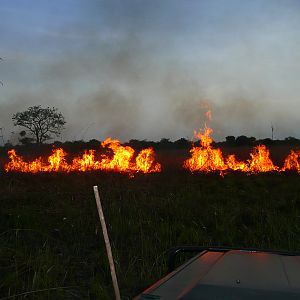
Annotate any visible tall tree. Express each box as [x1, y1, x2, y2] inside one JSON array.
[[12, 106, 66, 143]]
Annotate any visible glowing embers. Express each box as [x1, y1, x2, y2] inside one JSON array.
[[184, 125, 280, 174], [5, 138, 161, 174]]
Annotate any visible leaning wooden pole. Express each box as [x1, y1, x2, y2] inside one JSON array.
[[93, 186, 121, 300]]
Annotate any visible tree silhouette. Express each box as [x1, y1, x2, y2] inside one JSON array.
[[12, 106, 66, 144]]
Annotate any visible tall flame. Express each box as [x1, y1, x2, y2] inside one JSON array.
[[184, 125, 282, 174], [248, 145, 278, 173], [100, 138, 135, 172], [282, 150, 300, 173], [135, 148, 161, 173], [46, 148, 69, 172], [184, 125, 227, 172]]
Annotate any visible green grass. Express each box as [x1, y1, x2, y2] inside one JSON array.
[[1, 171, 300, 299]]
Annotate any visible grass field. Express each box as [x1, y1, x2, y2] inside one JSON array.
[[1, 171, 300, 299]]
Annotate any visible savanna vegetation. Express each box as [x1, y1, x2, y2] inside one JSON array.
[[1, 134, 300, 299], [1, 170, 300, 299]]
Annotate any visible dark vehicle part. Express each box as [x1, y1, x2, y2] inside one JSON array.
[[134, 246, 300, 299]]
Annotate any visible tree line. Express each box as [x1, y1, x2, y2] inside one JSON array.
[[2, 105, 300, 149]]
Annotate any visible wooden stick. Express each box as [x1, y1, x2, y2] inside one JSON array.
[[93, 186, 121, 300]]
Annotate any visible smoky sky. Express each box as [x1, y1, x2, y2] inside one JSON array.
[[1, 0, 300, 144]]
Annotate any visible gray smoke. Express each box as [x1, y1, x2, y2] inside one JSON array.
[[1, 0, 300, 143]]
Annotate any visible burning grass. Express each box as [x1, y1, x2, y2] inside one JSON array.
[[3, 126, 300, 176], [1, 172, 300, 299], [184, 125, 299, 174], [4, 138, 161, 174]]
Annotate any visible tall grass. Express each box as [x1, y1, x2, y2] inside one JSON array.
[[1, 172, 300, 299]]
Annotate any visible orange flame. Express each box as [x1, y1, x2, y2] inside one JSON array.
[[248, 145, 278, 173], [184, 125, 227, 172], [184, 125, 281, 174], [226, 154, 249, 172], [71, 150, 99, 171], [5, 129, 300, 175], [135, 148, 161, 173], [5, 149, 43, 173], [282, 150, 300, 173], [46, 148, 70, 172], [5, 138, 161, 174], [100, 138, 135, 172]]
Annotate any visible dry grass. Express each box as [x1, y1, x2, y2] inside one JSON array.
[[1, 171, 300, 299]]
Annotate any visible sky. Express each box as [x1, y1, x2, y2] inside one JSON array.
[[1, 0, 300, 144]]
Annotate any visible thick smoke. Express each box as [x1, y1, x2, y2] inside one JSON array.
[[1, 0, 300, 143]]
